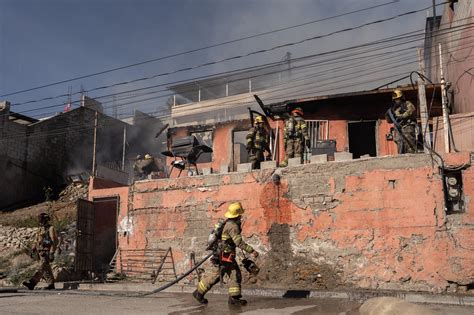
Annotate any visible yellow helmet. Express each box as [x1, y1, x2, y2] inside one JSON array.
[[392, 89, 403, 100], [254, 115, 264, 124], [225, 202, 244, 218], [144, 154, 152, 160]]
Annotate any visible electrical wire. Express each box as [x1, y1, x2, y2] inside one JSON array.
[[10, 17, 474, 121], [3, 25, 474, 141], [4, 43, 474, 143], [10, 18, 474, 118], [2, 1, 449, 102], [0, 0, 404, 98]]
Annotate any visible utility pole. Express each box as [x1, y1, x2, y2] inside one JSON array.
[[92, 111, 98, 175], [122, 126, 127, 171], [417, 49, 431, 153], [432, 0, 437, 23], [438, 43, 451, 153]]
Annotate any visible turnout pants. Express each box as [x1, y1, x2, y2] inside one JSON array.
[[284, 139, 303, 164], [31, 252, 54, 285], [197, 260, 242, 297], [249, 149, 265, 170], [395, 124, 416, 154]]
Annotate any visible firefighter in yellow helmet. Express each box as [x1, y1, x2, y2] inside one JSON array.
[[193, 202, 259, 306], [281, 107, 310, 167], [246, 115, 271, 169], [386, 89, 417, 154]]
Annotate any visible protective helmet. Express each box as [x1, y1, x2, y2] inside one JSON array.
[[38, 212, 50, 223], [225, 202, 245, 218], [392, 89, 403, 100], [254, 116, 264, 124], [136, 154, 142, 160], [144, 154, 152, 160], [291, 107, 304, 116]]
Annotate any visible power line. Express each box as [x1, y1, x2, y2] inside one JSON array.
[[3, 43, 473, 143], [0, 0, 401, 98], [12, 15, 472, 116], [11, 20, 474, 118]]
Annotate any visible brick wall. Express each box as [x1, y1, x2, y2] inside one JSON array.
[[90, 153, 474, 293]]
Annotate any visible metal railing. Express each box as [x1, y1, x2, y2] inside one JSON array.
[[108, 248, 177, 283], [306, 120, 329, 147]]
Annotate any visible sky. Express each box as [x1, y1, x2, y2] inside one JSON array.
[[0, 0, 443, 120]]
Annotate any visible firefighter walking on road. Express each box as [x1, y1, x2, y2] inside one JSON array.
[[23, 212, 58, 290], [386, 89, 417, 154], [193, 202, 259, 306], [281, 107, 310, 167], [246, 116, 271, 170]]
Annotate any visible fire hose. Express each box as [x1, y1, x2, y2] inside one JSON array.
[[386, 108, 417, 153], [141, 252, 212, 296]]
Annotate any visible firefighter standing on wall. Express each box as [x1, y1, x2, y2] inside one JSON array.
[[193, 202, 259, 306], [23, 212, 58, 290], [386, 89, 417, 154], [246, 116, 271, 170], [281, 107, 310, 167]]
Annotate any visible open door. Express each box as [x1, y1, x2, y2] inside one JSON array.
[[75, 199, 94, 272]]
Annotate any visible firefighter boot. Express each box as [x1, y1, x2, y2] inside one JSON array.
[[43, 283, 55, 290], [192, 289, 208, 304], [228, 296, 247, 306], [22, 280, 36, 290]]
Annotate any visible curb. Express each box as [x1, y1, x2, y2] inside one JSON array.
[[57, 282, 474, 306]]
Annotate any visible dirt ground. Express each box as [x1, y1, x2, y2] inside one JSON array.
[[0, 183, 87, 227]]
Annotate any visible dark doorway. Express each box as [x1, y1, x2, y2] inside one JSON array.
[[75, 197, 118, 276], [232, 130, 250, 171], [92, 197, 118, 273], [348, 121, 377, 158]]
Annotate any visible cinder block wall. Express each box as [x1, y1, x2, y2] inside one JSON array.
[[0, 102, 34, 208], [91, 153, 474, 293]]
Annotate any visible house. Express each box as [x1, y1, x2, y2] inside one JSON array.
[[0, 100, 168, 209]]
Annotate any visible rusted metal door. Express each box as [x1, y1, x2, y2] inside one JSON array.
[[75, 199, 95, 272]]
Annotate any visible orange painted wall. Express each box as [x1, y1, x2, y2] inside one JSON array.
[[90, 153, 474, 292]]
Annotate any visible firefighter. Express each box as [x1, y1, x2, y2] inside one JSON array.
[[246, 116, 271, 170], [193, 202, 259, 306], [281, 107, 310, 166], [133, 154, 155, 180], [386, 89, 417, 154], [22, 212, 58, 290]]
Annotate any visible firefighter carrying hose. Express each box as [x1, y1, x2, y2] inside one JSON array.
[[385, 89, 417, 154], [193, 202, 259, 306]]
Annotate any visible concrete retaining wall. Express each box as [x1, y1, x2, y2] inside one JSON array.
[[89, 153, 474, 293]]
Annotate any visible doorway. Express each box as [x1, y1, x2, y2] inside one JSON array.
[[75, 197, 118, 275], [348, 121, 377, 158], [232, 130, 250, 171]]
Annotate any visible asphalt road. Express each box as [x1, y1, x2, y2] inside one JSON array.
[[0, 290, 473, 315]]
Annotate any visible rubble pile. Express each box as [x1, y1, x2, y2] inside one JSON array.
[[58, 183, 88, 202], [0, 225, 37, 249]]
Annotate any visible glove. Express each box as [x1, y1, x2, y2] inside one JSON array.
[[252, 251, 259, 258], [49, 252, 55, 262]]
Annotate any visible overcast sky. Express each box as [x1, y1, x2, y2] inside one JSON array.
[[0, 0, 442, 119]]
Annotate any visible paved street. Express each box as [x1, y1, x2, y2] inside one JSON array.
[[0, 290, 361, 314], [1, 290, 474, 315]]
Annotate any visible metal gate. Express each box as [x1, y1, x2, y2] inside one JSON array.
[[306, 120, 329, 147], [75, 199, 94, 272]]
